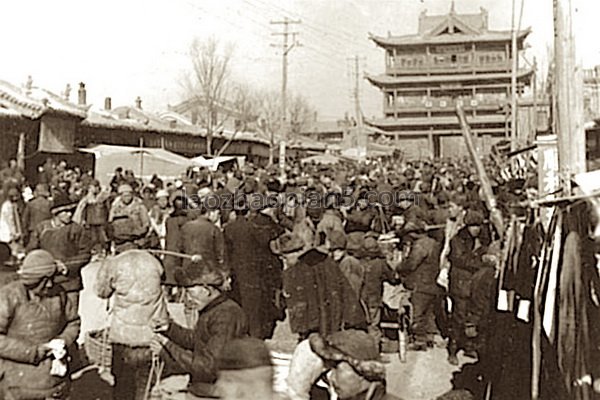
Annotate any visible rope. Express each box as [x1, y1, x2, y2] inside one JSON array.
[[146, 249, 203, 261], [144, 352, 165, 400]]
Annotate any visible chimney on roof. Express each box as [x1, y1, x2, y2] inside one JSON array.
[[104, 97, 112, 111], [78, 83, 87, 106], [135, 96, 142, 109], [25, 76, 33, 95], [313, 111, 318, 122], [63, 84, 71, 101]]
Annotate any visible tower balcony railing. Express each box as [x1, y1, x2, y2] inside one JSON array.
[[385, 61, 512, 75], [384, 95, 509, 112]]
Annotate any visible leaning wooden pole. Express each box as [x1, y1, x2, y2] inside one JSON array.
[[456, 104, 505, 237]]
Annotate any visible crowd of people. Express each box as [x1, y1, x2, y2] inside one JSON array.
[[0, 153, 536, 400]]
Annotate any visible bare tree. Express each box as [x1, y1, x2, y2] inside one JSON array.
[[255, 89, 282, 165], [255, 90, 315, 164], [214, 84, 258, 158], [288, 94, 315, 137], [187, 37, 234, 156]]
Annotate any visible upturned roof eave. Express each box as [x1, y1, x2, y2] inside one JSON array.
[[369, 28, 531, 48]]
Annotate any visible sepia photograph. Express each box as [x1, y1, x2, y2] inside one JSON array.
[[0, 0, 599, 399]]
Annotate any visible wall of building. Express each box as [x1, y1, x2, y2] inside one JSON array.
[[395, 136, 430, 159]]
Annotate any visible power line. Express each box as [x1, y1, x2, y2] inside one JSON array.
[[248, 0, 374, 50], [242, 0, 375, 55]]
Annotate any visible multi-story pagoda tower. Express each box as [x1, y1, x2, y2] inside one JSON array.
[[366, 4, 533, 158]]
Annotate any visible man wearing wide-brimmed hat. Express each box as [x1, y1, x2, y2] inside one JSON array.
[[150, 261, 249, 399], [304, 329, 401, 400], [0, 249, 80, 400]]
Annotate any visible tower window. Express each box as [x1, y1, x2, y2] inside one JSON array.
[[451, 55, 457, 63]]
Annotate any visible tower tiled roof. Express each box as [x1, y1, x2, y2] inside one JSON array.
[[370, 5, 530, 47]]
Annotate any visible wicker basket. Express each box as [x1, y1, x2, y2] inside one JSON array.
[[84, 328, 112, 369]]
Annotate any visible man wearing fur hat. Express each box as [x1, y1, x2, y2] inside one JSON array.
[[0, 250, 81, 399], [150, 262, 249, 398], [296, 330, 401, 400]]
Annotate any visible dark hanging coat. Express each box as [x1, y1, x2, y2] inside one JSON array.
[[283, 249, 366, 336], [224, 214, 284, 339], [163, 211, 191, 285]]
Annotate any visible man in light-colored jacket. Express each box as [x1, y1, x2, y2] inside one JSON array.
[[108, 184, 150, 252], [95, 249, 169, 400]]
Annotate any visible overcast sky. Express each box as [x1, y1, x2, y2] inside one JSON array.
[[1, 0, 599, 120]]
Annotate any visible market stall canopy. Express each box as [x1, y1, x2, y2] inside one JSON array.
[[300, 154, 342, 165], [190, 155, 246, 171], [80, 145, 192, 187]]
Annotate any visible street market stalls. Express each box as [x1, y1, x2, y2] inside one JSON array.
[[80, 145, 193, 187]]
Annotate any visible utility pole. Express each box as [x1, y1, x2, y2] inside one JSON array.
[[348, 55, 366, 160], [531, 57, 538, 144], [271, 17, 301, 177], [510, 0, 524, 152], [553, 0, 586, 194]]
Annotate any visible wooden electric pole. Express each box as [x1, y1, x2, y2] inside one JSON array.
[[553, 0, 586, 193], [271, 17, 301, 177], [510, 0, 519, 151], [349, 55, 366, 160]]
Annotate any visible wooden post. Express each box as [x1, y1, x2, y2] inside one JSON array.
[[456, 104, 505, 237], [551, 0, 587, 187], [531, 58, 538, 144], [510, 0, 519, 151], [571, 65, 587, 175], [16, 132, 25, 172], [139, 137, 144, 179]]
